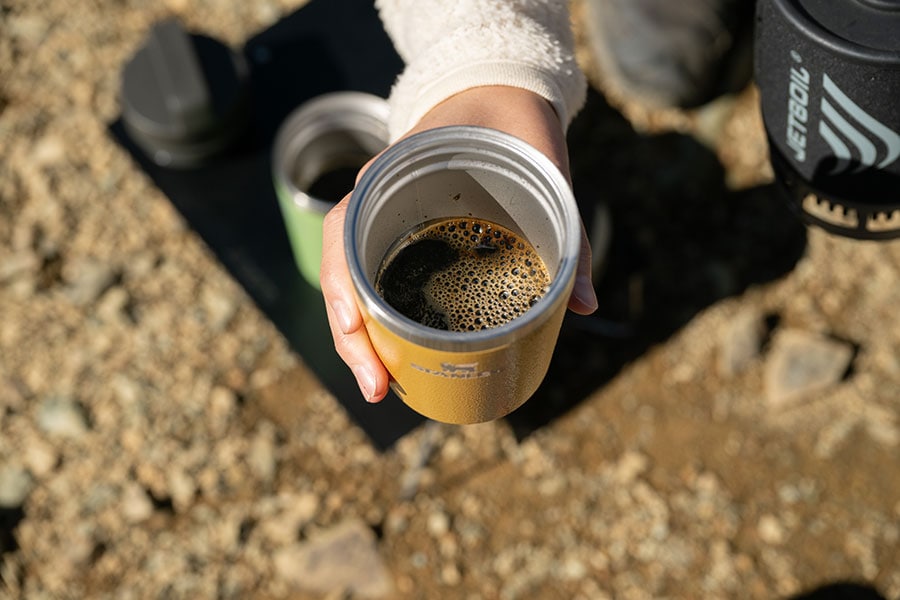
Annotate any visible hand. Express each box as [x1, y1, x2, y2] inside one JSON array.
[[320, 86, 598, 403]]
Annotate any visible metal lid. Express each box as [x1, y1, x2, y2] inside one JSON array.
[[793, 0, 900, 55], [121, 19, 250, 168]]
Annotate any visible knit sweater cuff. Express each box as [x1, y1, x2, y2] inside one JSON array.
[[376, 0, 587, 142]]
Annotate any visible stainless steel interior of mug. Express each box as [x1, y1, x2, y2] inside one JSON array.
[[347, 126, 581, 351], [272, 92, 390, 213]]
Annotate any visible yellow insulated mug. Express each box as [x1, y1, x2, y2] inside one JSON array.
[[345, 126, 581, 424]]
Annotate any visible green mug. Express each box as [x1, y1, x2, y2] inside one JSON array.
[[272, 92, 390, 288]]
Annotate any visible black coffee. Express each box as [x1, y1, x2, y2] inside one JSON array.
[[375, 218, 551, 332], [305, 165, 362, 201]]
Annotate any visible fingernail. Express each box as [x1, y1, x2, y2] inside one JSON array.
[[331, 299, 353, 334], [573, 275, 598, 311], [352, 365, 377, 402]]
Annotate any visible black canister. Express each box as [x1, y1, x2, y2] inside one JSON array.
[[121, 19, 250, 168], [755, 0, 900, 239]]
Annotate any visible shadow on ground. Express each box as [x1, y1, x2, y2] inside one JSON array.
[[506, 88, 809, 438], [790, 582, 888, 600]]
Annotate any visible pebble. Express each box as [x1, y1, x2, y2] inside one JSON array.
[[248, 422, 277, 485], [201, 285, 238, 332], [615, 451, 649, 484], [31, 135, 66, 166], [258, 492, 319, 546], [273, 519, 393, 598], [167, 468, 196, 513], [36, 395, 89, 437], [95, 285, 131, 322], [559, 556, 588, 581], [124, 250, 158, 280], [764, 329, 855, 406], [427, 510, 450, 537], [293, 492, 320, 524], [441, 562, 462, 586], [718, 309, 764, 376], [63, 258, 117, 306], [83, 483, 117, 514], [705, 539, 738, 591], [0, 465, 33, 507], [6, 14, 48, 44], [121, 483, 154, 523], [112, 375, 143, 415], [23, 439, 58, 477], [0, 251, 39, 284], [208, 385, 238, 437], [64, 527, 98, 568], [384, 509, 409, 535], [758, 514, 786, 545]]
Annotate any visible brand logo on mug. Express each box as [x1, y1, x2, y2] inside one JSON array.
[[410, 361, 500, 379], [786, 51, 900, 173], [818, 74, 900, 174]]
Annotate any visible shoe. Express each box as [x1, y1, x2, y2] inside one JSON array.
[[582, 0, 755, 109]]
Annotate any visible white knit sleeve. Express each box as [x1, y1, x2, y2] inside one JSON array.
[[375, 0, 588, 141]]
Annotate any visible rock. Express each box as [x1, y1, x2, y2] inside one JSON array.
[[64, 527, 99, 568], [440, 562, 462, 586], [273, 519, 393, 598], [0, 465, 33, 507], [757, 514, 786, 545], [64, 258, 116, 306], [167, 468, 196, 513], [6, 14, 49, 45], [248, 422, 277, 485], [0, 251, 39, 284], [112, 375, 142, 413], [259, 492, 320, 546], [95, 285, 131, 322], [293, 492, 320, 524], [121, 483, 154, 523], [764, 329, 855, 406], [201, 286, 238, 332], [37, 395, 90, 437], [24, 439, 59, 477], [124, 250, 158, 280], [31, 135, 66, 166], [559, 555, 588, 581], [614, 451, 649, 484], [83, 484, 117, 515], [208, 385, 238, 437], [385, 507, 410, 536], [427, 510, 450, 537], [694, 95, 737, 148], [718, 309, 765, 377], [704, 539, 738, 591]]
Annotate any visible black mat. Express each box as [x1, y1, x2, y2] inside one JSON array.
[[110, 0, 426, 450]]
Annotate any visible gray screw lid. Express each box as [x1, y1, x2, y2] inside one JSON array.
[[121, 19, 250, 168]]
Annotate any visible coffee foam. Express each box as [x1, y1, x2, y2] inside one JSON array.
[[376, 218, 551, 332]]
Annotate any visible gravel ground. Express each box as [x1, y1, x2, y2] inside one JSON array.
[[2, 1, 899, 599]]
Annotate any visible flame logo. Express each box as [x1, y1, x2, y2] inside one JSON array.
[[818, 74, 900, 174]]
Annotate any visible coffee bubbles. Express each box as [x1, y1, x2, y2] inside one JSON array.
[[376, 218, 551, 332]]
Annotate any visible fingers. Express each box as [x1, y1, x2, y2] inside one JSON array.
[[567, 222, 599, 315], [320, 195, 390, 403]]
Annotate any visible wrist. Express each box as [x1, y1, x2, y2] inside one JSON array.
[[408, 86, 570, 179]]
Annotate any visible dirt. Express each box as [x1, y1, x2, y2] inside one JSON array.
[[1, 0, 899, 599]]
